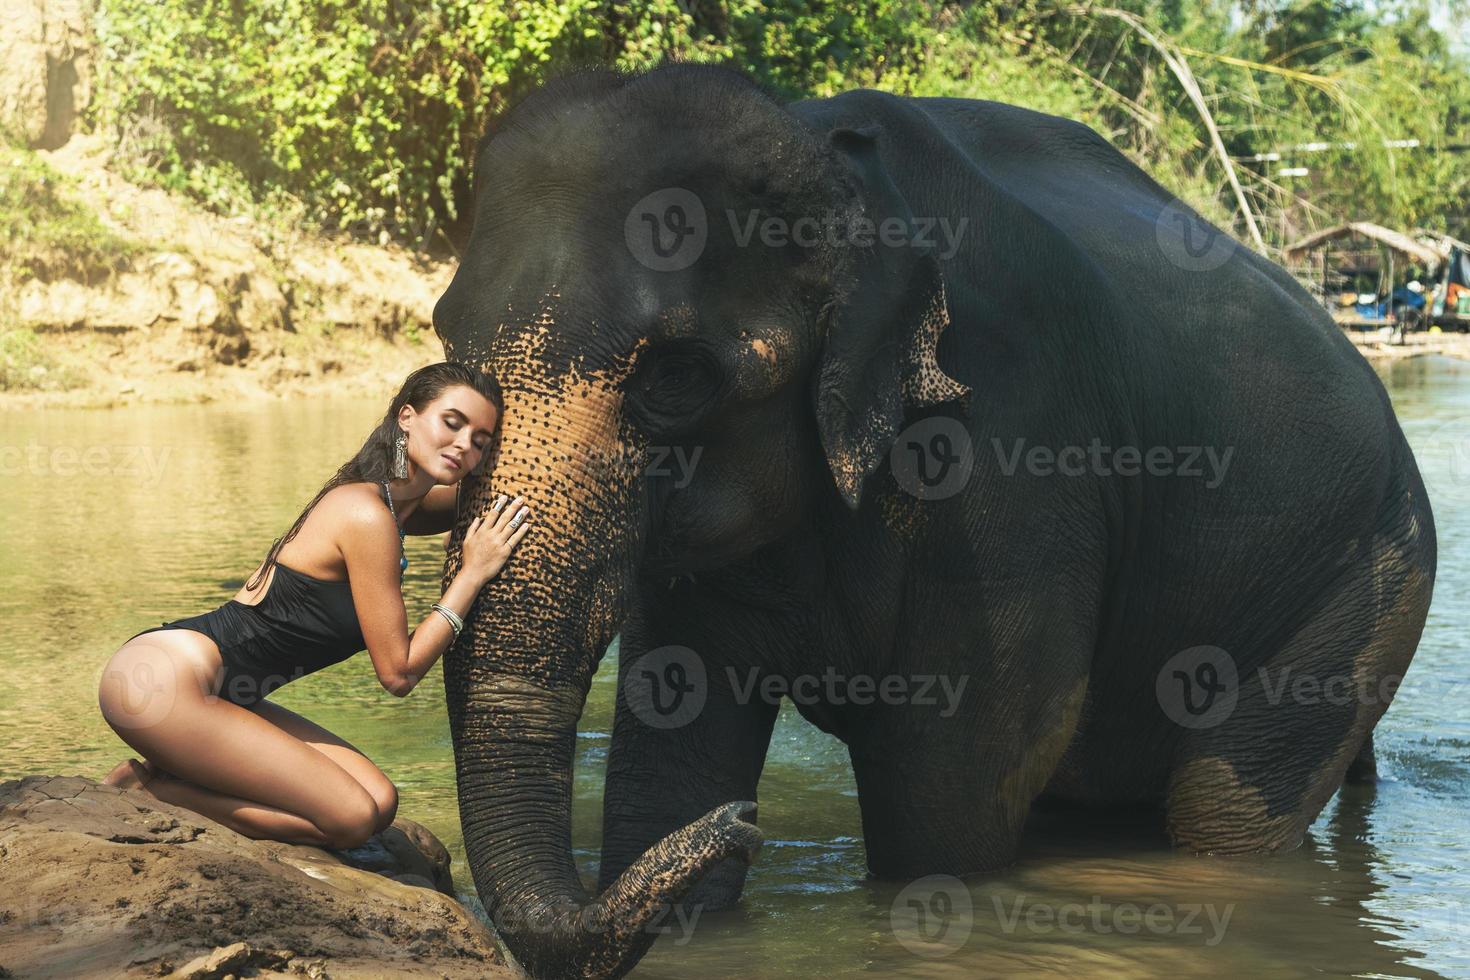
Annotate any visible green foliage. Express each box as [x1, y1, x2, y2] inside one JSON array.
[[0, 141, 141, 281], [88, 1, 939, 250], [86, 0, 1469, 252], [0, 327, 84, 392], [913, 0, 1470, 245]]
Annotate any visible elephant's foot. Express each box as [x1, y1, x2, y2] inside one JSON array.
[[1343, 732, 1378, 784]]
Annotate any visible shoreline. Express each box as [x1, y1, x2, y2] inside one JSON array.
[[5, 328, 1467, 413], [1347, 329, 1470, 363], [0, 336, 445, 410]]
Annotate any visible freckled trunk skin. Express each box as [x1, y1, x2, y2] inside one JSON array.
[[438, 365, 762, 979]]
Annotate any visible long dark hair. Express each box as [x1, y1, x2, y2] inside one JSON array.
[[244, 361, 504, 593]]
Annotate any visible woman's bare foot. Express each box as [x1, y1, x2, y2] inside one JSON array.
[[101, 758, 155, 791]]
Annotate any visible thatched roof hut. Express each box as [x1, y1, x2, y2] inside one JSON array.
[[1283, 222, 1448, 269]]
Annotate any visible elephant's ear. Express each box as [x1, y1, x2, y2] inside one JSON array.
[[814, 125, 971, 510]]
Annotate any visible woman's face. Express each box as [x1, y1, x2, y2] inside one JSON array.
[[401, 384, 500, 485]]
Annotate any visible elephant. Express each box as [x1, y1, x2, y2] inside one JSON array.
[[430, 63, 1435, 978]]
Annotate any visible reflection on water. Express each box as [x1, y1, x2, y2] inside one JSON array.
[[3, 360, 1469, 977]]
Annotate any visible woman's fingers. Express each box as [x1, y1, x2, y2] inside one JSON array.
[[494, 496, 526, 531], [508, 521, 532, 546]]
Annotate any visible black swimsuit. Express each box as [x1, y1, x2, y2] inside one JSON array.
[[127, 562, 368, 708], [127, 486, 407, 708]]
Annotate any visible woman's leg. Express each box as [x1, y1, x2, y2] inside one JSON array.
[[98, 637, 380, 848], [249, 698, 399, 833]]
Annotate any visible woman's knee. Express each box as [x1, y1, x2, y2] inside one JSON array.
[[318, 790, 382, 850], [372, 782, 399, 832]]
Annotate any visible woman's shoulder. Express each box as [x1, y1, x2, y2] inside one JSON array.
[[317, 482, 394, 531]]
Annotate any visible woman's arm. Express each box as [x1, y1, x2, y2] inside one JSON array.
[[342, 492, 532, 696], [341, 502, 491, 696]]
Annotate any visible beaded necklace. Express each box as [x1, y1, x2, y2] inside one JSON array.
[[382, 481, 408, 574]]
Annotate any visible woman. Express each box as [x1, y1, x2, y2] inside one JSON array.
[[96, 361, 531, 850]]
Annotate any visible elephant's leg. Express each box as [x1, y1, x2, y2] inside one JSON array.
[[1166, 526, 1432, 854], [847, 675, 1090, 878], [597, 594, 782, 910]]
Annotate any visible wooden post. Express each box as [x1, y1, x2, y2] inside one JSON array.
[[1387, 247, 1398, 344]]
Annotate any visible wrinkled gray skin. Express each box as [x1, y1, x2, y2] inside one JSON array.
[[430, 64, 1434, 979]]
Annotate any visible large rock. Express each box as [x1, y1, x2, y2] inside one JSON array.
[[0, 0, 94, 149], [0, 775, 510, 979]]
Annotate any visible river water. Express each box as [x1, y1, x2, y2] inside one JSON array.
[[2, 356, 1467, 977]]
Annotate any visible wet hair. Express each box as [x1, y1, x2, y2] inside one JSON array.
[[244, 361, 504, 594]]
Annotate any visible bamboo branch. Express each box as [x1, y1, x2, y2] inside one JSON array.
[[1069, 5, 1267, 253]]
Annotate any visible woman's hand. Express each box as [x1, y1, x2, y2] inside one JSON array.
[[461, 494, 533, 584]]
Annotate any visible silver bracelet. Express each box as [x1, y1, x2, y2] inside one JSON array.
[[431, 603, 464, 638]]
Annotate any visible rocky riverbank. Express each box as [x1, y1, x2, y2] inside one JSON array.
[[2, 134, 456, 411], [0, 775, 509, 979]]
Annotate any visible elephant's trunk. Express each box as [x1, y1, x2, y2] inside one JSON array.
[[450, 673, 759, 978], [442, 365, 762, 979]]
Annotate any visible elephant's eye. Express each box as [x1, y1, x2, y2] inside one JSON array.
[[629, 347, 721, 432], [643, 352, 713, 402]]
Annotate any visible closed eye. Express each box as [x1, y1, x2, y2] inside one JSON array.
[[628, 346, 722, 432], [447, 415, 493, 449], [644, 352, 714, 399]]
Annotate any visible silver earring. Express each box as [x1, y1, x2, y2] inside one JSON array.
[[391, 432, 408, 480]]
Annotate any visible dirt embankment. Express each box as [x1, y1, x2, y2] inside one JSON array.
[[2, 134, 458, 410], [0, 775, 510, 979]]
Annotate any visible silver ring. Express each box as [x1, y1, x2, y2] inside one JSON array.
[[508, 515, 524, 530]]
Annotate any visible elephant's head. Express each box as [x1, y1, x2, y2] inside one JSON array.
[[432, 64, 968, 979]]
